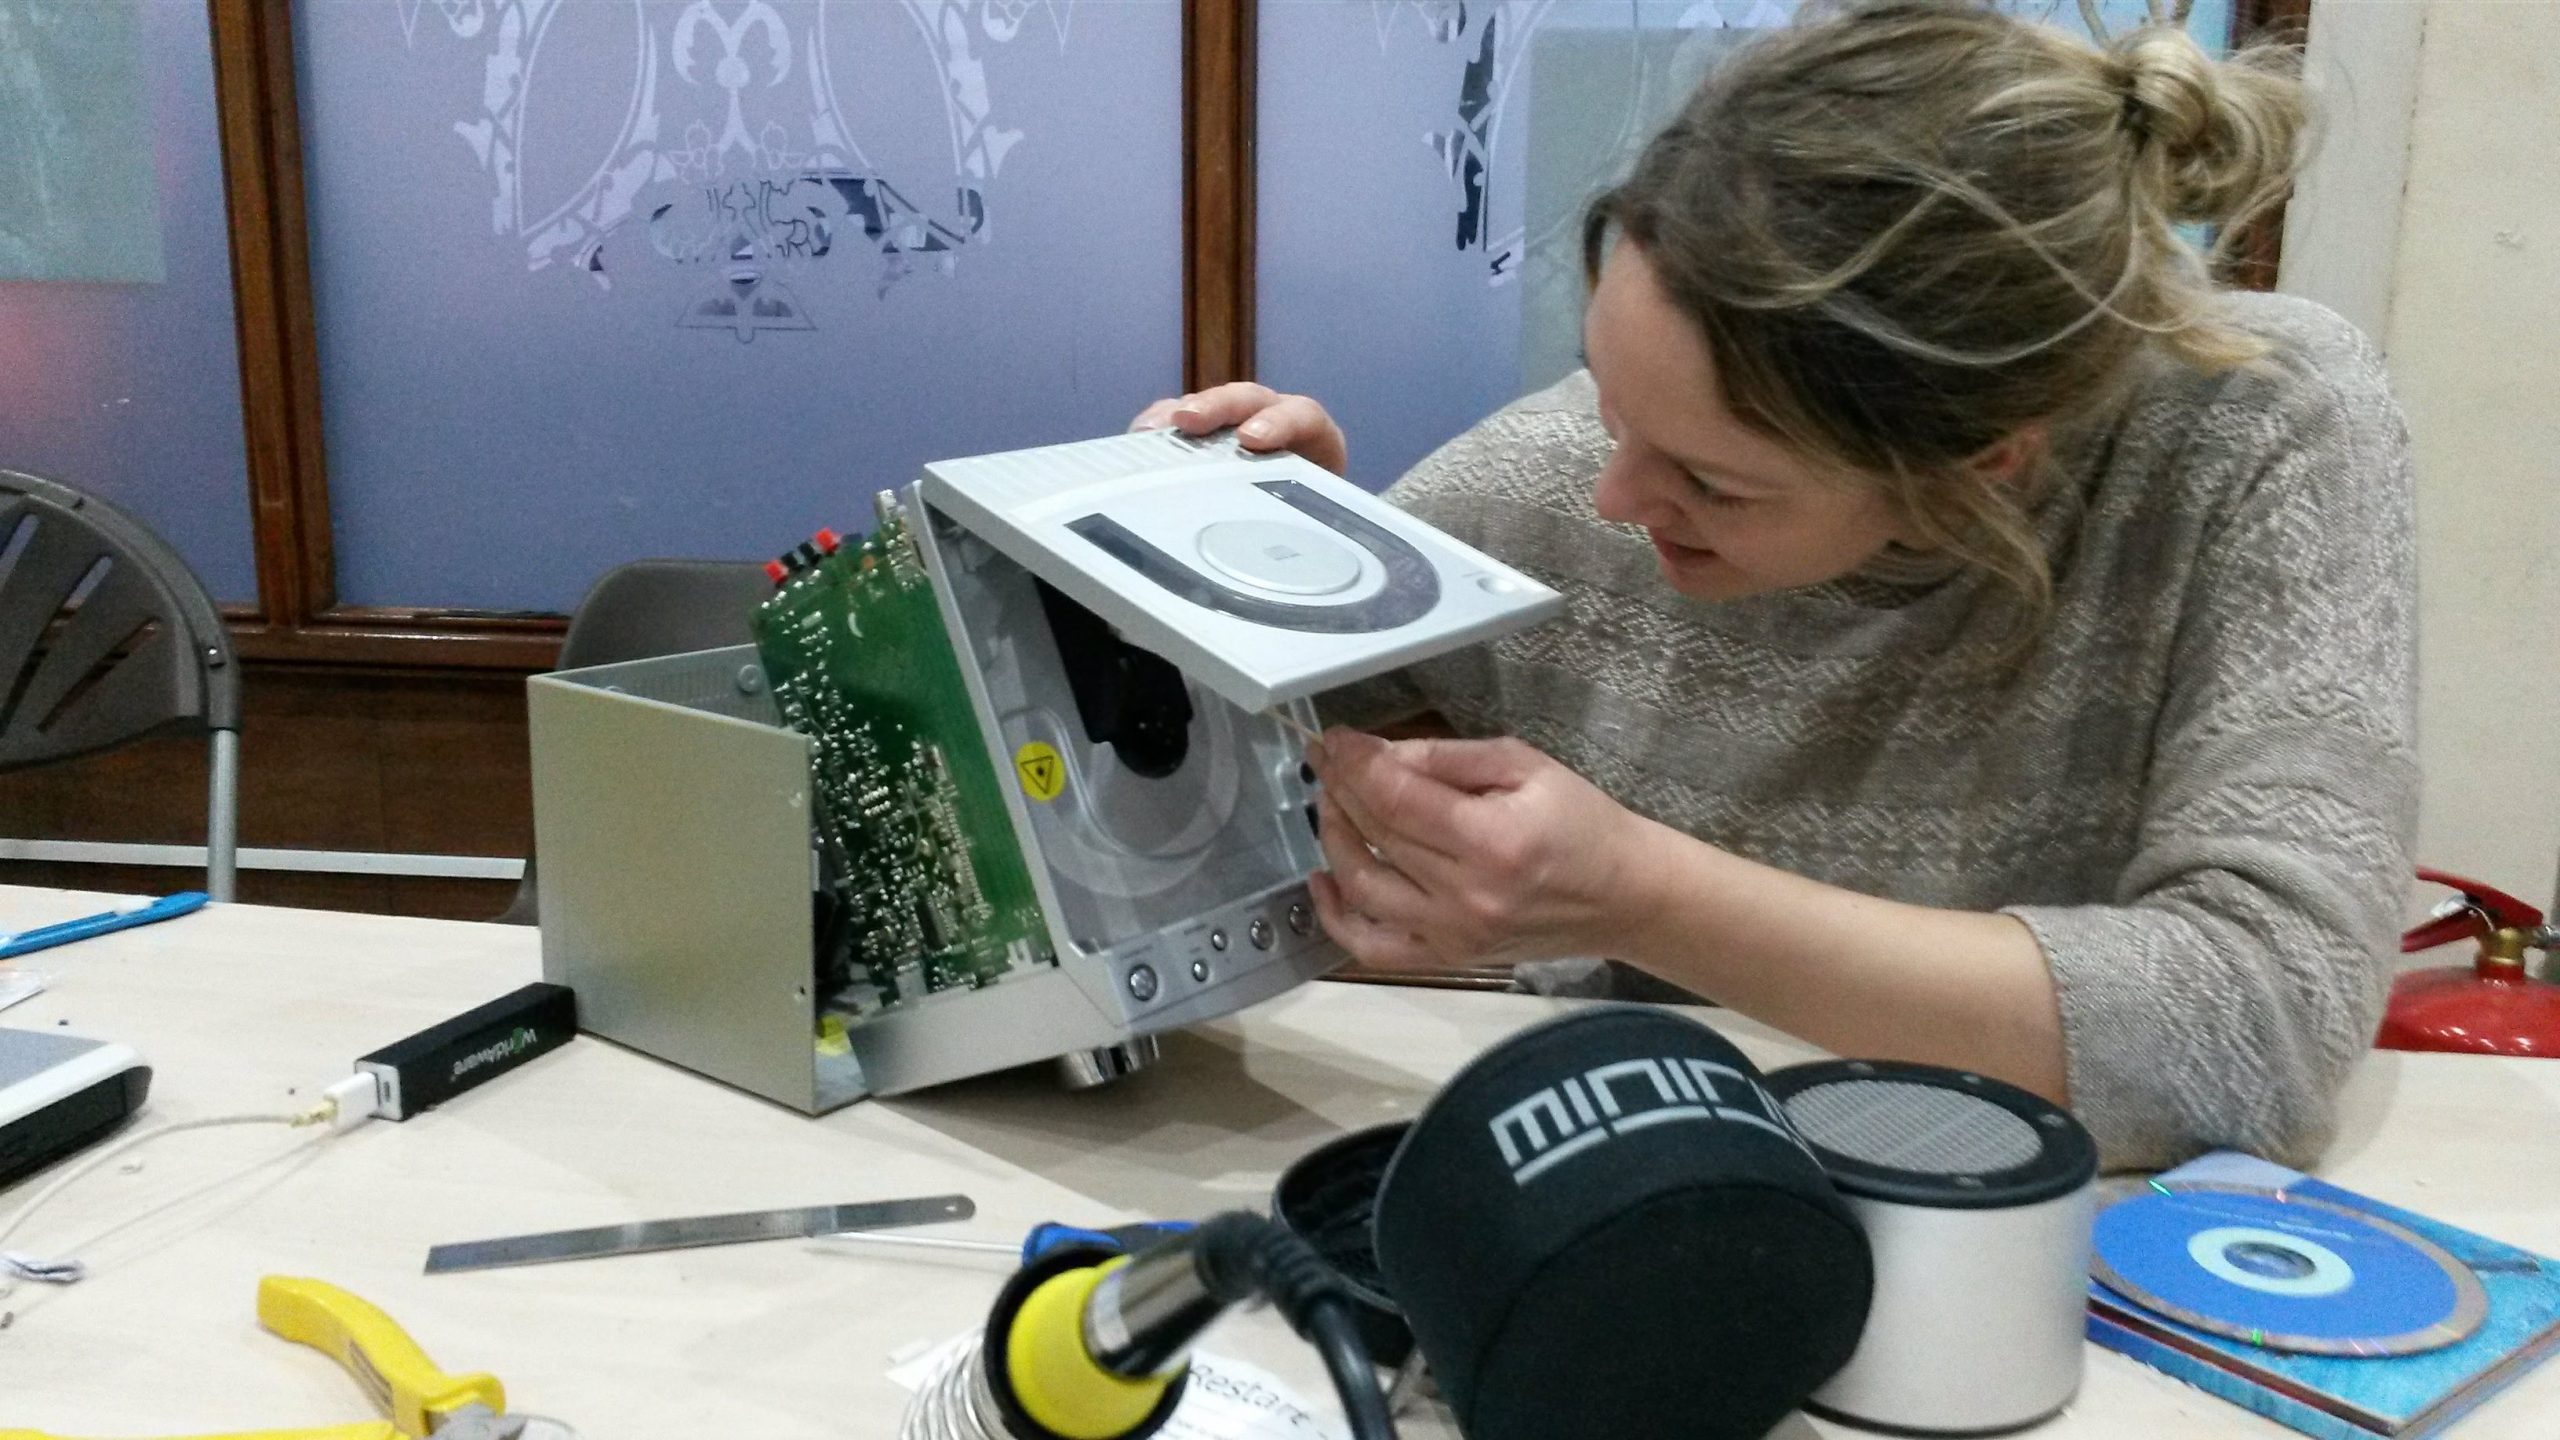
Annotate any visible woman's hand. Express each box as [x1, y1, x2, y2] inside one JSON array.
[[1307, 728, 2072, 1104], [1128, 382, 1349, 476], [1306, 730, 2072, 1104], [1303, 728, 1661, 971]]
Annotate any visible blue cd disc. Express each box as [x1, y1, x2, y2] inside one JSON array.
[[2092, 1183, 2487, 1357]]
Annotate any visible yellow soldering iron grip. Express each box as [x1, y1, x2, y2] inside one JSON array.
[[255, 1278, 505, 1440], [0, 1414, 399, 1424], [1005, 1259, 1178, 1440], [0, 1425, 399, 1440]]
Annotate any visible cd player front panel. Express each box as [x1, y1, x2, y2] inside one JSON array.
[[920, 433, 1568, 712], [920, 497, 1337, 1033]]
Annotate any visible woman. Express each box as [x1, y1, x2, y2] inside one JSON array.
[[1136, 2, 2413, 1170]]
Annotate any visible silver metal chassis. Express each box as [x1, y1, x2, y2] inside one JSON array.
[[530, 580, 1341, 1112]]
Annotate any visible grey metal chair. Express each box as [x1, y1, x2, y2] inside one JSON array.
[[0, 471, 242, 901], [497, 558, 774, 925]]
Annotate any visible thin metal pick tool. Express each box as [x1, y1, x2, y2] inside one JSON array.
[[815, 1230, 1017, 1258], [1269, 709, 1322, 746]]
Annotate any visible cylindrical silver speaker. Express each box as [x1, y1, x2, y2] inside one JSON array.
[[1766, 1060, 2099, 1437]]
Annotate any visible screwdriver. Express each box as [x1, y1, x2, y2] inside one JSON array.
[[820, 1219, 1197, 1265]]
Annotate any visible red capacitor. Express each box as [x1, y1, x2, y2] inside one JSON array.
[[814, 528, 841, 554], [2376, 867, 2560, 1058], [763, 558, 789, 584]]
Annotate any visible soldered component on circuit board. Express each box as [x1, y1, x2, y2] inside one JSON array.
[[752, 502, 1053, 1020]]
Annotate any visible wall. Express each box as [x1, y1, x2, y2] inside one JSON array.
[[2285, 0, 2560, 911], [0, 0, 258, 602]]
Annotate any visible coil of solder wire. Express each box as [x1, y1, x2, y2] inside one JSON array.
[[899, 1334, 1008, 1440]]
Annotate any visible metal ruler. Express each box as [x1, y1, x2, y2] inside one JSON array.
[[425, 1194, 975, 1274]]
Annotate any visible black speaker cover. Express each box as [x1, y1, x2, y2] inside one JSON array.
[[1273, 1121, 1415, 1367], [1374, 1007, 1873, 1440]]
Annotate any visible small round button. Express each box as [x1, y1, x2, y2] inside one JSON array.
[[1286, 903, 1312, 936], [1208, 928, 1229, 952], [1126, 965, 1160, 1002], [1248, 918, 1275, 950], [1196, 521, 1363, 597], [1190, 959, 1210, 983]]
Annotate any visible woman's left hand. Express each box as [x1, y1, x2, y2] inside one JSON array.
[[1304, 728, 1658, 971]]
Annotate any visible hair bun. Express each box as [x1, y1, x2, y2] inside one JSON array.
[[2112, 27, 2304, 227]]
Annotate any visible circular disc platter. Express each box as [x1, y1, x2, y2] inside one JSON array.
[[2092, 1183, 2487, 1357], [1195, 520, 1364, 596]]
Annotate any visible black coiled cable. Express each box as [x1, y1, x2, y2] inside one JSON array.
[[1190, 1211, 1400, 1440]]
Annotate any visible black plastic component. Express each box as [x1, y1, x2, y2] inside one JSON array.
[[355, 982, 577, 1121], [1274, 1123, 1415, 1367], [0, 1056, 151, 1190], [1034, 578, 1193, 779]]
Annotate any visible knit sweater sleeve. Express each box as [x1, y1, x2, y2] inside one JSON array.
[[1315, 377, 1610, 731], [2006, 352, 2420, 1170]]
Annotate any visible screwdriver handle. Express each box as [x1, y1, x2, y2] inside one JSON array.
[[1021, 1220, 1197, 1263], [257, 1278, 504, 1438]]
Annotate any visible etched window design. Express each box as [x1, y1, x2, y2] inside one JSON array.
[[1257, 0, 2235, 492], [0, 0, 256, 602], [300, 1, 1179, 612]]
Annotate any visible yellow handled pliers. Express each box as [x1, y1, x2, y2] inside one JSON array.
[[1, 1277, 576, 1440]]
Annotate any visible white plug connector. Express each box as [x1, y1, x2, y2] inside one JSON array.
[[316, 1072, 384, 1133]]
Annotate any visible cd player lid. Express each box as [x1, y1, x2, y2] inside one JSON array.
[[916, 429, 1565, 713]]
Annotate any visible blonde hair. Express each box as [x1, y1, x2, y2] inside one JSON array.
[[1584, 0, 2309, 630]]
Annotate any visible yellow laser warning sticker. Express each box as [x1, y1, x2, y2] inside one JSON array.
[[1015, 741, 1066, 802]]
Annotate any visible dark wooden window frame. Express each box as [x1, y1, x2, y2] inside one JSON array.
[[205, 0, 2297, 675]]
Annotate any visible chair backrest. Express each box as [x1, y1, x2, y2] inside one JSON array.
[[555, 558, 775, 672], [0, 471, 239, 771], [499, 558, 774, 924]]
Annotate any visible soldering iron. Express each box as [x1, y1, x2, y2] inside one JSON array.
[[903, 1210, 1397, 1440]]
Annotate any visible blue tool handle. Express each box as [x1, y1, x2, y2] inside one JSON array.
[[1019, 1219, 1198, 1264], [0, 892, 208, 960]]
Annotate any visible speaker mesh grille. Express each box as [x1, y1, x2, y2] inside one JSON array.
[[1783, 1079, 2040, 1174]]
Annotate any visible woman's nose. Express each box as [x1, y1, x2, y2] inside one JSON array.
[[1592, 449, 1677, 529]]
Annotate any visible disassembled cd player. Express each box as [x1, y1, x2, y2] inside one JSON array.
[[531, 429, 1563, 1109]]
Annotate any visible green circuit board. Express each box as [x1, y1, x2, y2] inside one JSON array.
[[751, 508, 1053, 1017]]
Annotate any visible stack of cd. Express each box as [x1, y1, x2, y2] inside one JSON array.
[[2094, 1182, 2487, 1358], [2085, 1152, 2560, 1440]]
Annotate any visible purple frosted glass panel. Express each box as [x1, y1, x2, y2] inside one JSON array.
[[1256, 1, 1769, 493], [1258, 0, 2236, 494], [0, 0, 257, 604], [295, 0, 1180, 614]]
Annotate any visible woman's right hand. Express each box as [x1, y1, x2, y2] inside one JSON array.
[[1128, 382, 1349, 477]]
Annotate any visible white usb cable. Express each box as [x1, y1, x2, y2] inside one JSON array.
[[0, 1072, 384, 1301]]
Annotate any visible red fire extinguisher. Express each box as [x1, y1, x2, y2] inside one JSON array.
[[2375, 866, 2560, 1057]]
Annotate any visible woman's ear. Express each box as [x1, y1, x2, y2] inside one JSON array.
[[1966, 425, 2048, 489]]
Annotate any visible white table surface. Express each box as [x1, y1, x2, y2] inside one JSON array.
[[0, 884, 2554, 1440]]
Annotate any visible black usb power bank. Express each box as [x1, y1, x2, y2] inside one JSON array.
[[356, 982, 576, 1120]]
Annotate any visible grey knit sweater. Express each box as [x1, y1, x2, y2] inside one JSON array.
[[1335, 292, 2418, 1171]]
